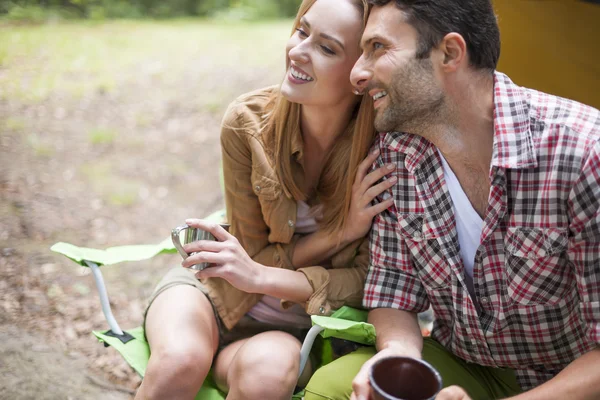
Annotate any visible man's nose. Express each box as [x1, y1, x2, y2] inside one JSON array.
[[350, 55, 371, 94]]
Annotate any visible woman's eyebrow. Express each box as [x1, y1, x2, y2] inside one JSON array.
[[300, 16, 345, 50]]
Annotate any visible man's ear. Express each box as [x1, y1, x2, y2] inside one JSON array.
[[438, 32, 467, 72]]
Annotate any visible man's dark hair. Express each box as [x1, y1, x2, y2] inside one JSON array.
[[369, 0, 500, 71]]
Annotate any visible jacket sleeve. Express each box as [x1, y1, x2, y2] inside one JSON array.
[[220, 100, 298, 269], [284, 237, 369, 315]]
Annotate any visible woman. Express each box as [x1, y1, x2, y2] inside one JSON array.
[[136, 1, 396, 399]]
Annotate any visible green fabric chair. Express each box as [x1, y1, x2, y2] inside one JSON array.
[[51, 209, 376, 400]]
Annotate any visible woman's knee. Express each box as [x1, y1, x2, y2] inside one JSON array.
[[227, 332, 301, 399]]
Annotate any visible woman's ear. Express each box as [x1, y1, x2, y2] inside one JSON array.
[[438, 32, 467, 72]]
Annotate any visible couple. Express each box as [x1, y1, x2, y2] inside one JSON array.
[[138, 0, 600, 399]]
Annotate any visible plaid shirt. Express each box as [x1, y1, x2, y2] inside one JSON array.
[[364, 72, 600, 390]]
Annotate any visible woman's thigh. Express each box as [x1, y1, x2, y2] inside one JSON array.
[[145, 283, 219, 357]]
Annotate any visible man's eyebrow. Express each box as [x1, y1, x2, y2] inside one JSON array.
[[299, 16, 345, 50], [361, 35, 385, 50]]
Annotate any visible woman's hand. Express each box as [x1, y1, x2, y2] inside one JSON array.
[[342, 148, 396, 244], [181, 219, 264, 293]]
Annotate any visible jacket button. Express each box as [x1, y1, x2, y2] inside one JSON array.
[[254, 185, 261, 192], [288, 219, 295, 227]]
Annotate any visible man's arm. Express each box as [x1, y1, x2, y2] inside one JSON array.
[[350, 308, 424, 400], [370, 308, 423, 358], [509, 347, 600, 400]]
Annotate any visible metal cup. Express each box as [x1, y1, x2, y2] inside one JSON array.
[[369, 356, 442, 400], [171, 223, 230, 271]]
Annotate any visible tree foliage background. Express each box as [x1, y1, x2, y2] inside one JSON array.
[[0, 0, 302, 20]]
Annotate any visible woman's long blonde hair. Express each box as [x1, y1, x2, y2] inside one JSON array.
[[263, 0, 375, 236]]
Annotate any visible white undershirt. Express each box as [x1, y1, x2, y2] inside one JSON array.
[[438, 150, 483, 299]]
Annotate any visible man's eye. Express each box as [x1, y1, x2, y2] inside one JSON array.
[[296, 28, 308, 38], [373, 42, 384, 50]]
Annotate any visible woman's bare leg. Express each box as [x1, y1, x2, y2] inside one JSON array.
[[135, 285, 219, 400], [213, 331, 312, 400]]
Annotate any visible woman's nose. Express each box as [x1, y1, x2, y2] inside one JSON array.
[[288, 42, 309, 64], [350, 55, 371, 94]]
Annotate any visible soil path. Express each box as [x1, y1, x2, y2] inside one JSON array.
[[0, 20, 286, 398]]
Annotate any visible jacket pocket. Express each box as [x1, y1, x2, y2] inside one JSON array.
[[504, 227, 571, 305]]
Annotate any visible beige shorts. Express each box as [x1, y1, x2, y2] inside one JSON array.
[[143, 267, 314, 352]]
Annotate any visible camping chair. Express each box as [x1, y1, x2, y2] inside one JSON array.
[[51, 209, 378, 399]]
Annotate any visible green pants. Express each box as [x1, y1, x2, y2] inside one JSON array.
[[304, 338, 522, 400]]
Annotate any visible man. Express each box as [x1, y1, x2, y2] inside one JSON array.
[[304, 1, 600, 399]]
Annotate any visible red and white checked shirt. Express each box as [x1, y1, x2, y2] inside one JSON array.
[[364, 72, 600, 390]]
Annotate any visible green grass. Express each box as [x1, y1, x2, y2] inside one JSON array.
[[88, 128, 117, 145], [79, 161, 141, 207], [0, 19, 290, 103]]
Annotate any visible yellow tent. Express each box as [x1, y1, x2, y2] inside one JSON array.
[[495, 0, 599, 109]]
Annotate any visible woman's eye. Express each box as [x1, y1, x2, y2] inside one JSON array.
[[296, 28, 308, 38], [321, 45, 335, 55]]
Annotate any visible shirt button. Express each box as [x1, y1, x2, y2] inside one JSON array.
[[254, 185, 261, 192], [480, 297, 489, 305], [527, 251, 536, 258], [288, 219, 295, 227], [413, 231, 422, 238], [319, 306, 326, 314], [274, 253, 280, 262]]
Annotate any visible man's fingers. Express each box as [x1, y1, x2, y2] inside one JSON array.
[[436, 385, 471, 400]]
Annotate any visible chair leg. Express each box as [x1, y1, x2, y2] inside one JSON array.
[[86, 260, 124, 336]]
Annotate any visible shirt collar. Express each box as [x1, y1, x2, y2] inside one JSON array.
[[290, 123, 304, 161], [491, 71, 537, 169], [383, 71, 537, 171]]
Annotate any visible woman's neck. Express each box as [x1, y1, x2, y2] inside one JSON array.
[[300, 102, 355, 154]]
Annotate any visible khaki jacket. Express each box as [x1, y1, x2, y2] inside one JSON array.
[[203, 86, 369, 330]]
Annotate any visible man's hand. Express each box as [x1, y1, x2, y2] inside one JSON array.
[[350, 346, 421, 400], [436, 386, 472, 400]]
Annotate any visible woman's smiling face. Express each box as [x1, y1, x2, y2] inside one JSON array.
[[280, 0, 363, 109]]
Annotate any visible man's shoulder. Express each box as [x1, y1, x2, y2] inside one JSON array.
[[525, 86, 600, 141]]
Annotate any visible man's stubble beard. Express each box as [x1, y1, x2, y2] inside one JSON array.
[[374, 56, 446, 135]]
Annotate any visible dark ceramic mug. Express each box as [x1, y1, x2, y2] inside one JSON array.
[[369, 356, 442, 400]]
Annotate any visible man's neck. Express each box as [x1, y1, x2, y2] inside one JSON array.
[[427, 73, 495, 176]]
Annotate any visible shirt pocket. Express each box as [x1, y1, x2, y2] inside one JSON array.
[[504, 227, 570, 305], [397, 214, 450, 289], [250, 172, 290, 237]]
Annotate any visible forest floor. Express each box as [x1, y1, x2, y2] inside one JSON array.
[[0, 19, 288, 399]]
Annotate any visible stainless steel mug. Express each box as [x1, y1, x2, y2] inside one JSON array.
[[369, 356, 442, 400], [171, 223, 230, 271]]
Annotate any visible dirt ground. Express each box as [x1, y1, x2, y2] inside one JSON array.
[[0, 20, 287, 399]]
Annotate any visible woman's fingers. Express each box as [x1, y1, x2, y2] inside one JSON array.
[[366, 198, 395, 217], [183, 239, 226, 254], [184, 218, 231, 242], [365, 175, 397, 200], [182, 250, 226, 269], [359, 163, 396, 193], [355, 148, 381, 184]]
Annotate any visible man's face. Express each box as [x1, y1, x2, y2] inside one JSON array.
[[350, 3, 445, 133]]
